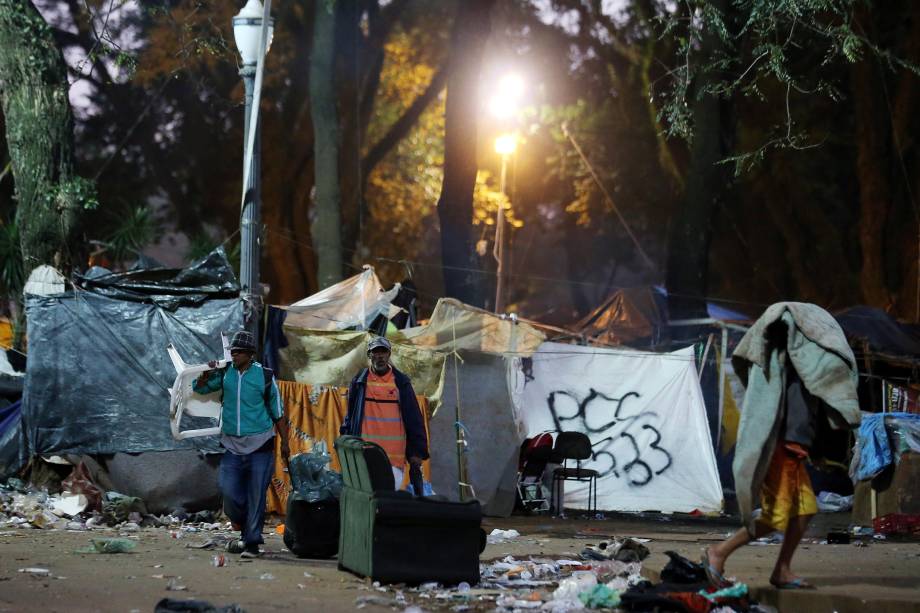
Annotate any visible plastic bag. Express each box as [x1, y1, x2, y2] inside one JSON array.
[[288, 441, 343, 503], [816, 491, 853, 513]]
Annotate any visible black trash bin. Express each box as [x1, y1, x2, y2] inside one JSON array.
[[284, 496, 340, 559]]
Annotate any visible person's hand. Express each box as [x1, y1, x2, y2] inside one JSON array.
[[408, 456, 423, 466], [207, 360, 218, 369], [280, 438, 291, 465]]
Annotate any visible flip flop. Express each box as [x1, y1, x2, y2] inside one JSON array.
[[770, 578, 816, 590], [700, 548, 730, 587]]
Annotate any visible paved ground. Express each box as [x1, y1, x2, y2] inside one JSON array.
[[1, 512, 919, 613]]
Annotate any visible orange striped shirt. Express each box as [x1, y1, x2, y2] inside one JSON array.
[[362, 369, 406, 468]]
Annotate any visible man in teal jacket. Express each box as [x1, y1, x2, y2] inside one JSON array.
[[194, 330, 289, 557]]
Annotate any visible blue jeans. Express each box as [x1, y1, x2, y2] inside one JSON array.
[[219, 447, 275, 547]]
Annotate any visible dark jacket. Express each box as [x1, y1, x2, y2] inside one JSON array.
[[340, 366, 429, 461]]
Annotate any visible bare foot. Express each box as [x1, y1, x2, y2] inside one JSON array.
[[704, 546, 726, 575], [770, 571, 815, 589]]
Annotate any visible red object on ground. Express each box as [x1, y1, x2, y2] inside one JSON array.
[[873, 513, 920, 535]]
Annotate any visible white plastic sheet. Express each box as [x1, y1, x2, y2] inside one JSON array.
[[280, 266, 399, 331], [515, 342, 723, 513]]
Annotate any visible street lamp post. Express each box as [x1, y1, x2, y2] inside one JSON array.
[[487, 73, 524, 314], [493, 133, 517, 313], [233, 0, 273, 337]]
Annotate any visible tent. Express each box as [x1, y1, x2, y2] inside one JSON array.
[[835, 306, 920, 363], [575, 286, 751, 349], [513, 341, 723, 513]]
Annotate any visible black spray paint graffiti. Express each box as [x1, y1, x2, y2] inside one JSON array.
[[546, 388, 672, 487]]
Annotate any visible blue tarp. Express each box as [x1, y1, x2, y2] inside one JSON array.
[[854, 412, 920, 481], [0, 400, 23, 478]]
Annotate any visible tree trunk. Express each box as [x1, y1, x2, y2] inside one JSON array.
[[436, 0, 495, 307], [0, 0, 82, 280], [309, 0, 344, 288], [851, 55, 893, 308], [665, 0, 734, 321]]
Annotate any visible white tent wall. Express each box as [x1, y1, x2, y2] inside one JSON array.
[[429, 351, 523, 517], [514, 342, 723, 513]]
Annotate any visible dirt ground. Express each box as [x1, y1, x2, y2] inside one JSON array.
[[1, 512, 919, 613]]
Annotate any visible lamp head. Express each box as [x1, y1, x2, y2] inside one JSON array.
[[233, 0, 275, 65]]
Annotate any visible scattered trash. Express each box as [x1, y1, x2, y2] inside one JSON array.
[[120, 522, 141, 533], [579, 584, 621, 608], [487, 528, 521, 544], [660, 551, 707, 584], [698, 582, 749, 603], [51, 493, 88, 518], [288, 442, 344, 503], [259, 573, 275, 581], [355, 595, 397, 609], [582, 538, 650, 563], [90, 538, 137, 554], [827, 531, 850, 544], [18, 567, 50, 576], [816, 491, 854, 513], [165, 578, 188, 591], [753, 533, 784, 545], [211, 554, 226, 567], [456, 581, 470, 593]]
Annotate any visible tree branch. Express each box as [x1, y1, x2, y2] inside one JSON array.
[[361, 64, 447, 180]]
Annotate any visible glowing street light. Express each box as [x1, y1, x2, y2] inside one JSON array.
[[494, 133, 518, 156], [487, 72, 525, 120]]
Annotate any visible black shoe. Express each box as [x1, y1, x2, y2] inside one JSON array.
[[226, 539, 245, 554], [240, 544, 263, 558]]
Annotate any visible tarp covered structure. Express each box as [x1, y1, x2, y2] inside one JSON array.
[[393, 298, 546, 356], [22, 249, 242, 456], [835, 305, 920, 362], [279, 329, 446, 407], [429, 351, 522, 517], [279, 266, 400, 331], [514, 342, 723, 513], [575, 287, 668, 348], [575, 286, 751, 348]]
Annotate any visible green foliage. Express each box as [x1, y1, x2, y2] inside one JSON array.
[[657, 0, 871, 165], [47, 176, 99, 210], [104, 205, 158, 265], [0, 218, 23, 297]]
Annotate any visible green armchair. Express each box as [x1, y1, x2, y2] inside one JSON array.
[[334, 435, 484, 585]]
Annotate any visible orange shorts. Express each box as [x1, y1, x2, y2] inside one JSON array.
[[755, 443, 817, 532]]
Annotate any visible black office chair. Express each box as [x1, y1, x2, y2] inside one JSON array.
[[550, 431, 598, 516]]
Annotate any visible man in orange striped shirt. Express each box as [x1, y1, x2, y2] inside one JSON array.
[[341, 337, 429, 486]]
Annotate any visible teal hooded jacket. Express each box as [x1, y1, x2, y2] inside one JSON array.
[[193, 362, 283, 437]]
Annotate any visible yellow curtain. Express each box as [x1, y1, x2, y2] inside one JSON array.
[[267, 380, 431, 515]]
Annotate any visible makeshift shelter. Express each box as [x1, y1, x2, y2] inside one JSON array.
[[513, 342, 723, 513], [275, 294, 547, 516], [428, 351, 522, 516], [23, 249, 241, 457], [834, 306, 920, 413], [393, 298, 546, 356], [279, 266, 401, 331]]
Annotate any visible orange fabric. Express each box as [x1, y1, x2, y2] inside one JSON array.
[[362, 369, 407, 468], [0, 318, 12, 349], [756, 443, 817, 532], [266, 380, 430, 515]]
